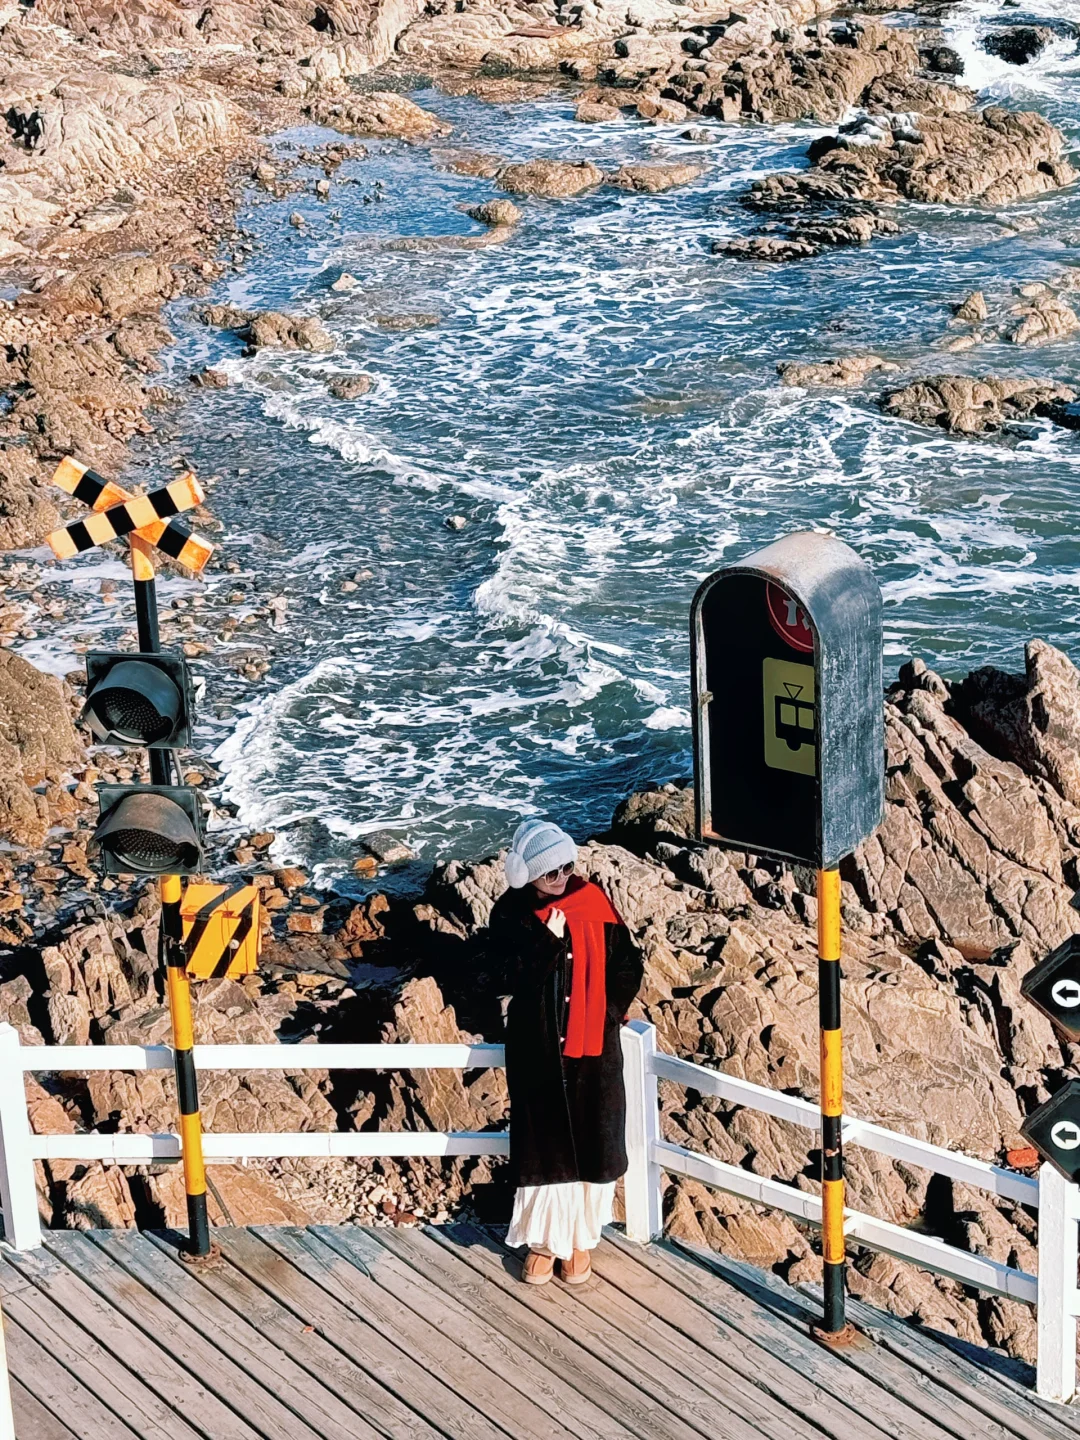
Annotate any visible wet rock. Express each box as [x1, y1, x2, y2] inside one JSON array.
[[922, 45, 965, 76], [190, 367, 229, 389], [496, 159, 604, 199], [439, 151, 505, 179], [331, 272, 358, 291], [1007, 294, 1080, 347], [575, 101, 620, 123], [982, 26, 1056, 65], [466, 199, 522, 227], [374, 313, 440, 331], [305, 92, 450, 142], [328, 374, 373, 400], [777, 355, 898, 387], [879, 373, 1078, 435], [363, 831, 415, 865], [242, 312, 335, 354], [605, 163, 704, 193], [954, 291, 988, 323]]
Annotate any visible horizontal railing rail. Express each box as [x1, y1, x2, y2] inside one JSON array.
[[0, 1019, 1075, 1403], [620, 1021, 1079, 1405]]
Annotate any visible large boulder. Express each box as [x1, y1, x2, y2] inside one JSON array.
[[496, 159, 604, 199], [879, 374, 1077, 435]]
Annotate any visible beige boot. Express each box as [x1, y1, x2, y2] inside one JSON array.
[[522, 1250, 555, 1286], [561, 1249, 592, 1285]]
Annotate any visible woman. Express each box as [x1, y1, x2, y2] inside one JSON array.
[[489, 818, 643, 1286]]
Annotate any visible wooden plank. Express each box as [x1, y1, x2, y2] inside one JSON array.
[[9, 1380, 80, 1440], [264, 1226, 573, 1440], [369, 1223, 658, 1440], [481, 1231, 832, 1440], [317, 1224, 629, 1440], [376, 1224, 698, 1440], [215, 1227, 512, 1440], [139, 1231, 425, 1440], [585, 1237, 894, 1440], [604, 1233, 967, 1440], [427, 1224, 772, 1440], [93, 1230, 387, 1440], [655, 1236, 1063, 1440], [838, 1291, 1080, 1440], [29, 1232, 310, 1440], [0, 1254, 205, 1440], [4, 1313, 143, 1440]]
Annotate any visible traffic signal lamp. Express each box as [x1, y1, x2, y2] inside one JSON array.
[[93, 785, 203, 876], [82, 651, 193, 748], [1020, 935, 1080, 1039], [1020, 1081, 1080, 1182]]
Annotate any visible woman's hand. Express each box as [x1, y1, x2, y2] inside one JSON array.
[[545, 908, 567, 939]]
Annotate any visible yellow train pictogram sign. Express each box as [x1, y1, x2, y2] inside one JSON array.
[[47, 457, 214, 573], [180, 882, 261, 980]]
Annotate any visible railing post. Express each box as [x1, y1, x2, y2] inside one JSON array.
[[1037, 1161, 1078, 1403], [622, 1020, 662, 1244], [0, 1023, 41, 1252]]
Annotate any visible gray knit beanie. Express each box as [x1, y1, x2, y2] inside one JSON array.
[[504, 818, 578, 889]]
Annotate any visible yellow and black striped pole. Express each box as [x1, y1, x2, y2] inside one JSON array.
[[817, 868, 848, 1337], [131, 535, 211, 1257], [161, 874, 211, 1257]]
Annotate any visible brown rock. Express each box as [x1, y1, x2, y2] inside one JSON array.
[[0, 649, 83, 846], [778, 355, 897, 387], [328, 374, 373, 400], [575, 101, 621, 123], [879, 374, 1077, 435], [305, 92, 450, 142], [466, 199, 522, 227], [1008, 294, 1080, 347], [605, 163, 704, 193], [954, 291, 989, 323], [496, 160, 604, 199]]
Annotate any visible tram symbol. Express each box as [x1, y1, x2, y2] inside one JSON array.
[[775, 684, 815, 750], [763, 658, 816, 778]]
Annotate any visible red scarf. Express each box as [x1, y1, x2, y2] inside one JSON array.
[[534, 877, 622, 1059]]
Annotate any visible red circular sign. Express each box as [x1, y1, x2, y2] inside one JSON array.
[[766, 582, 813, 653]]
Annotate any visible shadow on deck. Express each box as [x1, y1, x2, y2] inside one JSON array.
[[1, 1223, 1076, 1439]]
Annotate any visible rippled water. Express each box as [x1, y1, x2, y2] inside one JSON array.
[[132, 0, 1080, 883]]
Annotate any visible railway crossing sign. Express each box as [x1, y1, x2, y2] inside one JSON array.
[[181, 883, 262, 980], [1021, 1081, 1080, 1182], [1021, 936, 1080, 1038], [46, 457, 214, 572], [690, 531, 883, 868]]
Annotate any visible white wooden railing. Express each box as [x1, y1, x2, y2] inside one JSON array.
[[0, 1019, 1076, 1404]]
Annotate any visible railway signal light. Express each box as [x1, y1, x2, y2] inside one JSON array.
[[93, 785, 203, 876], [82, 651, 193, 748]]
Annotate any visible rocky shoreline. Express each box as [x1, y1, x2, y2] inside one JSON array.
[[0, 0, 1077, 1372]]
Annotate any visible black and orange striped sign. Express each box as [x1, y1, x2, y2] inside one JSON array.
[[180, 882, 261, 980], [47, 458, 214, 573]]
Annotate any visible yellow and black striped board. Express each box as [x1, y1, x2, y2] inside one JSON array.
[[180, 881, 261, 980], [47, 459, 215, 573]]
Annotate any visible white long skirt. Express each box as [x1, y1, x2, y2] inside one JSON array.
[[505, 1180, 616, 1260]]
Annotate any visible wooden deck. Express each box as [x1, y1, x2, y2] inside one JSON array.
[[0, 1224, 1077, 1440]]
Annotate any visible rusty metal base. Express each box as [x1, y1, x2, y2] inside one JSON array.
[[179, 1241, 222, 1268], [810, 1321, 869, 1350]]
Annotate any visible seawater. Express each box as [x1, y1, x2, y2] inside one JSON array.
[[139, 0, 1080, 883]]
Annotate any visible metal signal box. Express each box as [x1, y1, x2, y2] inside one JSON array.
[[691, 530, 884, 869], [181, 882, 261, 981], [1021, 936, 1080, 1039], [1021, 1081, 1080, 1183]]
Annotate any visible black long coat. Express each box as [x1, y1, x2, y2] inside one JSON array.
[[488, 883, 643, 1189]]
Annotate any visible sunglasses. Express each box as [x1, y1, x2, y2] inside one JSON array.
[[542, 862, 575, 882]]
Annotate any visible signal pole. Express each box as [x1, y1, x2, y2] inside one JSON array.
[[130, 534, 211, 1258], [815, 868, 849, 1337]]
